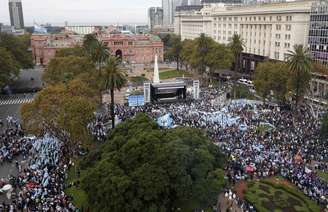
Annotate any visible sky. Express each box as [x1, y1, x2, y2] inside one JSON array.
[[0, 0, 161, 26]]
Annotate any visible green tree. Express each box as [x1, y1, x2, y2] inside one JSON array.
[[0, 47, 20, 88], [43, 56, 95, 85], [0, 33, 33, 69], [206, 43, 233, 84], [181, 39, 195, 71], [103, 57, 127, 129], [165, 34, 183, 70], [79, 114, 226, 212], [287, 45, 312, 108], [191, 33, 214, 75], [254, 61, 289, 103], [229, 34, 245, 74], [83, 33, 98, 55], [20, 80, 97, 147]]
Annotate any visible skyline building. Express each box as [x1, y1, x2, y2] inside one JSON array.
[[308, 0, 328, 66], [148, 7, 164, 31], [162, 0, 186, 26], [8, 0, 24, 29]]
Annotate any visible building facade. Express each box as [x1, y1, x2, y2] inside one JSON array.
[[175, 0, 313, 71], [309, 0, 328, 66], [31, 33, 164, 65], [148, 7, 164, 31], [9, 0, 24, 29]]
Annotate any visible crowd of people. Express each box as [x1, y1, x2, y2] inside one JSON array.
[[113, 87, 328, 210], [0, 84, 327, 211], [0, 118, 76, 211]]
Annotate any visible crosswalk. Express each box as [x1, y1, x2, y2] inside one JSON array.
[[0, 95, 34, 106]]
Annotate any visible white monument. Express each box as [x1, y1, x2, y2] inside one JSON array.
[[153, 54, 160, 83]]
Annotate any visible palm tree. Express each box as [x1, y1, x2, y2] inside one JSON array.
[[287, 45, 312, 108], [83, 33, 98, 55], [229, 34, 245, 74], [83, 34, 109, 77], [91, 40, 110, 77], [229, 34, 245, 98], [103, 57, 127, 129]]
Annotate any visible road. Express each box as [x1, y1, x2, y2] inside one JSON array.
[[0, 94, 35, 122]]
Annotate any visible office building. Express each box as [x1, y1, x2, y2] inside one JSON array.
[[148, 7, 164, 31], [175, 0, 313, 71], [163, 0, 186, 26], [308, 0, 328, 66], [9, 0, 24, 29]]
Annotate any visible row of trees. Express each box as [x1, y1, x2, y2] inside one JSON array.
[[164, 33, 244, 83], [253, 45, 313, 108], [21, 33, 127, 149], [0, 33, 33, 88]]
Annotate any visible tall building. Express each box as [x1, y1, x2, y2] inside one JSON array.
[[163, 0, 174, 26], [163, 0, 186, 26], [175, 0, 313, 71], [308, 0, 328, 66], [148, 7, 164, 30], [8, 0, 24, 29]]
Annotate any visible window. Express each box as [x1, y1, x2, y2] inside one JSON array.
[[284, 43, 290, 48], [274, 52, 280, 60], [285, 34, 291, 40], [277, 16, 282, 21], [275, 34, 281, 39], [284, 53, 289, 61], [276, 24, 281, 30], [286, 25, 291, 31], [128, 41, 133, 45], [275, 42, 280, 47]]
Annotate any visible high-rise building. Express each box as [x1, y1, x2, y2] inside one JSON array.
[[148, 7, 164, 30], [9, 0, 24, 29], [162, 0, 173, 26], [308, 0, 328, 66], [163, 0, 186, 26]]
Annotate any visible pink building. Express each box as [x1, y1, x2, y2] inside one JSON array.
[[31, 33, 164, 65]]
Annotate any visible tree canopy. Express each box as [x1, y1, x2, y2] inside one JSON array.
[[253, 61, 289, 102], [80, 113, 226, 211], [0, 47, 20, 88], [43, 56, 96, 85], [20, 79, 97, 146], [0, 33, 33, 69]]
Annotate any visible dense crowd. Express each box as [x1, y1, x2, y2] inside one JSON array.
[[0, 118, 75, 211], [113, 87, 328, 210], [0, 85, 327, 211]]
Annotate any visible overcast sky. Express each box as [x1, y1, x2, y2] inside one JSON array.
[[0, 0, 161, 26]]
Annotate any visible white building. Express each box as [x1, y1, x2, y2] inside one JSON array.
[[64, 26, 96, 35], [175, 0, 314, 69]]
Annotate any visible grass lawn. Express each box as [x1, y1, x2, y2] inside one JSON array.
[[245, 178, 321, 212], [317, 171, 328, 183], [159, 69, 192, 80]]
